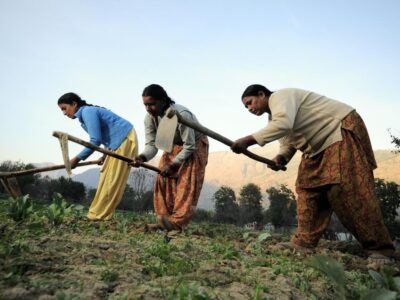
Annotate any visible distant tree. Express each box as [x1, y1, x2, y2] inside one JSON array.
[[389, 129, 400, 152], [119, 185, 154, 213], [375, 178, 400, 240], [45, 176, 86, 204], [84, 185, 153, 212], [132, 190, 153, 213], [0, 162, 86, 204], [0, 161, 38, 195], [86, 188, 97, 205], [238, 183, 263, 225], [265, 184, 297, 228], [23, 175, 50, 199], [118, 169, 155, 213], [192, 208, 214, 222], [128, 169, 155, 202], [212, 186, 239, 224], [118, 185, 136, 211]]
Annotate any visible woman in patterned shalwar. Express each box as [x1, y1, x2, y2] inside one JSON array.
[[231, 84, 395, 262], [135, 84, 209, 231]]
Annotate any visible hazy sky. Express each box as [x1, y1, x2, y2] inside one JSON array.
[[1, 0, 399, 171]]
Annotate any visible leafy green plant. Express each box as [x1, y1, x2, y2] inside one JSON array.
[[362, 267, 400, 299], [71, 204, 84, 216], [257, 231, 271, 242], [210, 241, 240, 259], [100, 269, 119, 283], [117, 218, 129, 235], [141, 241, 195, 277], [6, 194, 34, 223], [308, 255, 346, 299], [145, 240, 178, 260], [2, 240, 29, 256], [159, 278, 209, 300], [251, 279, 270, 300], [45, 193, 73, 226], [169, 283, 209, 300], [292, 275, 312, 294], [309, 255, 400, 300]]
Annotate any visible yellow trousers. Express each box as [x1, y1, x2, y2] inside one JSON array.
[[87, 129, 138, 220]]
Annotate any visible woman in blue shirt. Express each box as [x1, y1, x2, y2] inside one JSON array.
[[58, 92, 138, 220]]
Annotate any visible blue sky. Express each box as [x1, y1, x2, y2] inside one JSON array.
[[1, 0, 399, 169]]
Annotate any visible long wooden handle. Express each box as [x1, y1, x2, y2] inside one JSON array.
[[170, 110, 286, 171], [52, 131, 161, 174], [0, 160, 101, 178]]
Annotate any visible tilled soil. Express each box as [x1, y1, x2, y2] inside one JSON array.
[[1, 215, 399, 299]]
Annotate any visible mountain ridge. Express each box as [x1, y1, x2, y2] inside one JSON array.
[[65, 146, 400, 211]]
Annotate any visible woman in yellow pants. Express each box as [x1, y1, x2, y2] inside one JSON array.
[[58, 92, 138, 220]]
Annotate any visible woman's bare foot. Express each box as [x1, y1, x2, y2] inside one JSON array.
[[159, 215, 182, 232]]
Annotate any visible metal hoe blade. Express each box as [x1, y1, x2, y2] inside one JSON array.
[[155, 113, 178, 152], [58, 133, 72, 176]]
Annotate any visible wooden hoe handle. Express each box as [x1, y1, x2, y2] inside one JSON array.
[[0, 160, 101, 178], [166, 109, 286, 171], [52, 131, 161, 174]]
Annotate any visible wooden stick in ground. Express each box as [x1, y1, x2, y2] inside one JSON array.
[[0, 177, 22, 198], [0, 160, 101, 179], [0, 160, 101, 199], [52, 131, 161, 174], [166, 108, 286, 171]]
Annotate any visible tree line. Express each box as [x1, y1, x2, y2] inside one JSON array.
[[0, 162, 155, 214], [210, 180, 400, 241], [212, 183, 297, 229], [1, 160, 399, 240]]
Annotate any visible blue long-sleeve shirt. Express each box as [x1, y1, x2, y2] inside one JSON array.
[[74, 106, 133, 160]]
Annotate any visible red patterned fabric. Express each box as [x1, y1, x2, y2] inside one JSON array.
[[291, 112, 393, 250], [153, 136, 209, 227]]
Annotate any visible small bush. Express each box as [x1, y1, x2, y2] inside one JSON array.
[[7, 194, 33, 223], [100, 269, 119, 283], [141, 241, 195, 277], [45, 193, 75, 226]]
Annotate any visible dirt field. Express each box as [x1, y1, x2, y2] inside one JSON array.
[[1, 198, 399, 299]]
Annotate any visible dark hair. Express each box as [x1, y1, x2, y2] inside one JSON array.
[[57, 92, 92, 107], [241, 84, 273, 99], [142, 84, 175, 105]]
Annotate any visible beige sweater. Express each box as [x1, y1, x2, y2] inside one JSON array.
[[252, 88, 354, 162]]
